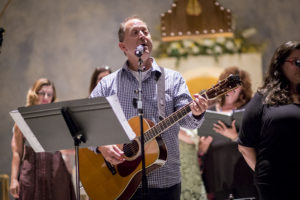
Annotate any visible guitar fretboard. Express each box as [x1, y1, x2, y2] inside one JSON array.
[[143, 102, 192, 143]]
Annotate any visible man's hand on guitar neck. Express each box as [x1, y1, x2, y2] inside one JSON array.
[[190, 94, 208, 117], [97, 145, 125, 165]]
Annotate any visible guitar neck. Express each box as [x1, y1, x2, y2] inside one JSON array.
[[143, 102, 192, 143]]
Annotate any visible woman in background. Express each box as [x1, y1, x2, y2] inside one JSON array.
[[210, 66, 252, 140], [238, 41, 300, 200], [88, 66, 112, 94], [10, 78, 76, 200], [199, 66, 257, 200]]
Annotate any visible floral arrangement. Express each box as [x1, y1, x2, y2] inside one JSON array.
[[153, 28, 266, 67]]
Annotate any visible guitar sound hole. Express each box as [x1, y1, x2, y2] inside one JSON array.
[[123, 140, 139, 158]]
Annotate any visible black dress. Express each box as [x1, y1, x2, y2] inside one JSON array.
[[239, 93, 300, 200], [201, 105, 257, 200]]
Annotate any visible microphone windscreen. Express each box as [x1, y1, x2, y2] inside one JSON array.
[[135, 44, 144, 57]]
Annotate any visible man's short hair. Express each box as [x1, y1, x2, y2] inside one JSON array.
[[118, 16, 147, 42]]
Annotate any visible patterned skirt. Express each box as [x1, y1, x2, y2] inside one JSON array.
[[18, 146, 76, 200], [180, 140, 207, 200]]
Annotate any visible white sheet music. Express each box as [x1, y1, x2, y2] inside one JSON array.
[[106, 95, 136, 140], [9, 110, 45, 152]]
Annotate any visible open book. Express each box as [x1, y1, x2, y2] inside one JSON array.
[[198, 109, 245, 143]]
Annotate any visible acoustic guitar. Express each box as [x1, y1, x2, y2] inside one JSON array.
[[78, 74, 241, 200]]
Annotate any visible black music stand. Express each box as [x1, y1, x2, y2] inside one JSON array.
[[10, 95, 136, 200]]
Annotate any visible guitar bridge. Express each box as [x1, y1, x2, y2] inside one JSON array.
[[104, 159, 117, 175]]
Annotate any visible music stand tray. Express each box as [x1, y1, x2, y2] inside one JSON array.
[[10, 94, 136, 152], [10, 94, 136, 200]]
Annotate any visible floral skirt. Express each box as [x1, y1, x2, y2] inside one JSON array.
[[180, 140, 207, 200]]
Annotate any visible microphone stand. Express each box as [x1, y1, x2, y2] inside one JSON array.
[[137, 56, 148, 199]]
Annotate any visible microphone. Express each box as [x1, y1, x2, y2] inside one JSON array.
[[135, 44, 144, 57]]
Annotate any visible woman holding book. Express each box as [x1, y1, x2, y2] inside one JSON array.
[[209, 66, 252, 141], [199, 66, 257, 200]]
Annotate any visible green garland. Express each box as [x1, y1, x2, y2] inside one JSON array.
[[153, 28, 266, 67]]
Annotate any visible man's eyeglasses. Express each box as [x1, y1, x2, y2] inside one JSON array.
[[37, 91, 53, 97], [285, 59, 300, 67]]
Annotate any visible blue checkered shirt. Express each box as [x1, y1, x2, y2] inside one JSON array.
[[90, 58, 204, 188]]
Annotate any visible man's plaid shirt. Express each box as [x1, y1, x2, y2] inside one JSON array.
[[90, 58, 204, 188]]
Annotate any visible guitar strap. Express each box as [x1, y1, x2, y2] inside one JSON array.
[[157, 66, 166, 120]]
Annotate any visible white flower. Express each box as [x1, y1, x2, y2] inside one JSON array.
[[170, 42, 180, 50], [203, 39, 214, 47], [192, 46, 199, 54], [214, 45, 223, 54], [216, 37, 226, 44], [182, 40, 193, 48], [225, 40, 235, 50]]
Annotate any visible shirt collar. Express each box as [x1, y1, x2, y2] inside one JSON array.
[[122, 57, 162, 78]]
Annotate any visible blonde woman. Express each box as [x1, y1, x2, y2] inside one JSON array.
[[10, 78, 76, 200]]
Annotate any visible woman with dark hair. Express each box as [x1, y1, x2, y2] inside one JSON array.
[[238, 41, 300, 200], [89, 66, 112, 94], [10, 78, 76, 200], [198, 66, 257, 200]]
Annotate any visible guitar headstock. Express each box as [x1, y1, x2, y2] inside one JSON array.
[[203, 74, 242, 100]]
